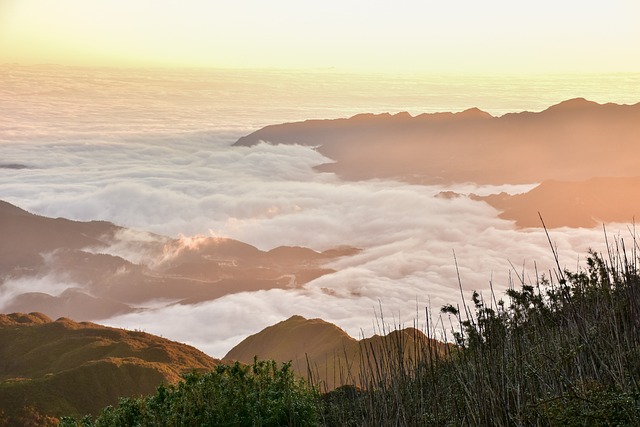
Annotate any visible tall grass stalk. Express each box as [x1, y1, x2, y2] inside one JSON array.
[[319, 233, 640, 426]]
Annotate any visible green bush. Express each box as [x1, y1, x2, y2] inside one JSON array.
[[60, 359, 319, 427], [536, 382, 640, 426]]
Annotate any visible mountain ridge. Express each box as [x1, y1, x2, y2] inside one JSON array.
[[234, 99, 640, 185]]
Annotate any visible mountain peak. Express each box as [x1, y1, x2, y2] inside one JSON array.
[[392, 111, 413, 119], [284, 314, 308, 322], [545, 98, 599, 112], [457, 107, 492, 119]]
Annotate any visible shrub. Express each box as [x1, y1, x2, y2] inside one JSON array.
[[61, 359, 319, 427]]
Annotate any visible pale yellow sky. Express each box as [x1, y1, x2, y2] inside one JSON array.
[[1, 0, 639, 73]]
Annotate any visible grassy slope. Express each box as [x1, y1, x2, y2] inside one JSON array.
[[0, 313, 218, 420]]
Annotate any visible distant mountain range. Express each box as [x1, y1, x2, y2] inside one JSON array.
[[0, 200, 358, 321], [471, 176, 640, 228], [0, 312, 218, 422], [234, 98, 640, 185], [224, 315, 449, 391], [235, 99, 640, 227]]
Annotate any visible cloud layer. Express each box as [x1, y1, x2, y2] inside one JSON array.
[[3, 131, 622, 356], [1, 65, 633, 357]]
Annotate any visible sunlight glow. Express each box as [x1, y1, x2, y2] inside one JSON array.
[[1, 0, 639, 73]]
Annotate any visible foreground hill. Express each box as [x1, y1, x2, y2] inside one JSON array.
[[224, 315, 449, 390], [472, 176, 640, 228], [234, 98, 640, 185], [0, 200, 357, 321], [0, 312, 218, 423]]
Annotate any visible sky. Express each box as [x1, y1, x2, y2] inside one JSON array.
[[1, 0, 639, 73]]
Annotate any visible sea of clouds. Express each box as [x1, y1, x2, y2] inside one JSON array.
[[1, 66, 637, 356]]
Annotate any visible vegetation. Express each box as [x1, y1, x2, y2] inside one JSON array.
[[321, 238, 640, 426], [59, 237, 640, 426], [59, 359, 319, 427]]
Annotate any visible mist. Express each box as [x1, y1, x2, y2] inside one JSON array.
[[2, 133, 623, 356], [1, 65, 635, 357]]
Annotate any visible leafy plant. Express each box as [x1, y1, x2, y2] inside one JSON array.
[[61, 359, 319, 427]]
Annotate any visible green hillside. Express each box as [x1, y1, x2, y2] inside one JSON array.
[[0, 313, 218, 424]]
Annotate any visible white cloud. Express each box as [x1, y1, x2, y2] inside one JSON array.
[[1, 65, 632, 358], [0, 273, 80, 312]]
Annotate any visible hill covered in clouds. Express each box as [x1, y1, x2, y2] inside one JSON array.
[[0, 200, 358, 322], [235, 98, 640, 185]]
